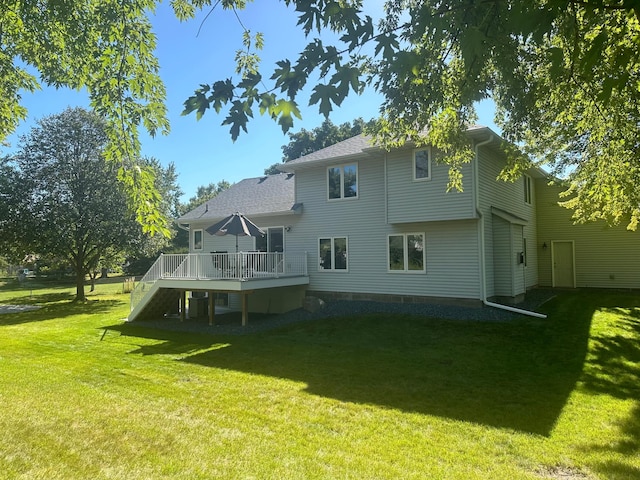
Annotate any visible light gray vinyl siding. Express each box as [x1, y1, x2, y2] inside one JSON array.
[[288, 156, 481, 299], [477, 146, 539, 297], [492, 216, 512, 296], [511, 223, 526, 295], [536, 180, 640, 289], [386, 148, 475, 223]]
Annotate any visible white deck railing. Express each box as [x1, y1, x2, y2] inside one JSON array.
[[130, 252, 308, 312]]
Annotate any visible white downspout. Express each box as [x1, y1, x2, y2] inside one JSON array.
[[473, 134, 547, 319]]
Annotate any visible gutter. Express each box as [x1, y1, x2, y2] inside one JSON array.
[[175, 219, 190, 231], [473, 134, 547, 319]]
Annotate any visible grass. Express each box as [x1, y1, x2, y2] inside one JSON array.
[[0, 278, 638, 479]]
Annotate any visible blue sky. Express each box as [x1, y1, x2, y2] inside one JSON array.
[[2, 1, 498, 202]]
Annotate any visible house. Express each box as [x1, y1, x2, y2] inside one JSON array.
[[128, 126, 640, 323]]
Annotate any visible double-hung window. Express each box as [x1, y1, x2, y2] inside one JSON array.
[[319, 237, 348, 271], [193, 229, 203, 251], [388, 233, 425, 272], [413, 148, 431, 181], [328, 164, 358, 200]]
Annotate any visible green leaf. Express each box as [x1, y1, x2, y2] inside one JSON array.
[[222, 100, 252, 141], [374, 32, 399, 60], [309, 83, 340, 117]]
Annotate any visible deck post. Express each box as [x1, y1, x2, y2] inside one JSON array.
[[180, 290, 186, 322], [241, 293, 248, 326], [208, 291, 215, 325]]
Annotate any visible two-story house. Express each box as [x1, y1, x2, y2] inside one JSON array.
[[128, 126, 640, 323]]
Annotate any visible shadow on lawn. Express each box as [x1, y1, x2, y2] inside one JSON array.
[[1, 278, 127, 326], [0, 294, 121, 326], [578, 301, 640, 478], [114, 291, 626, 437]]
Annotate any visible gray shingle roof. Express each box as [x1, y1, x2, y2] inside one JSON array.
[[178, 173, 298, 222], [279, 134, 376, 170], [277, 126, 501, 172]]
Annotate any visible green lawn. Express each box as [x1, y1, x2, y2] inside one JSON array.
[[0, 279, 638, 479]]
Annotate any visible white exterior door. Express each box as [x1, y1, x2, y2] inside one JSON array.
[[552, 241, 575, 288]]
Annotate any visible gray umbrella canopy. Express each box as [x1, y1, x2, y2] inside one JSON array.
[[205, 212, 265, 251]]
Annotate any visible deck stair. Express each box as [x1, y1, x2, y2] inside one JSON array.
[[133, 287, 181, 321]]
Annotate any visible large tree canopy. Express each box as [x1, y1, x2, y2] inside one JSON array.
[[181, 0, 640, 229], [1, 0, 169, 234], [1, 107, 142, 301], [3, 1, 639, 230]]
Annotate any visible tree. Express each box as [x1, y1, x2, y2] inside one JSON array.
[[0, 157, 21, 261], [5, 2, 639, 229], [2, 107, 141, 301], [182, 1, 640, 230], [264, 118, 375, 174], [180, 180, 232, 215], [161, 180, 233, 254], [120, 157, 185, 274], [1, 0, 169, 235]]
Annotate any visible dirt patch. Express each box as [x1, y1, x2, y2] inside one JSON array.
[[537, 465, 593, 479]]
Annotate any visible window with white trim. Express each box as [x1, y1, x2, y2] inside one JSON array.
[[413, 148, 431, 181], [388, 233, 425, 272], [524, 175, 532, 205], [193, 229, 203, 251], [319, 237, 348, 271], [328, 164, 358, 200]]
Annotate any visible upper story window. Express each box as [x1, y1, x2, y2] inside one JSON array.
[[193, 229, 203, 250], [328, 164, 358, 200], [524, 174, 532, 205], [413, 148, 431, 181], [388, 233, 426, 272]]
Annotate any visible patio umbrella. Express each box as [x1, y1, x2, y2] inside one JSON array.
[[205, 212, 265, 252]]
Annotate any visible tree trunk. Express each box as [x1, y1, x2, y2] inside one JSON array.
[[75, 272, 86, 302], [100, 267, 108, 279]]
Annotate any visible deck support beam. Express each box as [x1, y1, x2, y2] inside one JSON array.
[[208, 291, 215, 325], [180, 290, 186, 322], [241, 293, 248, 326]]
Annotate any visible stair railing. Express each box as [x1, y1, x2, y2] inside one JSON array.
[[130, 254, 188, 312]]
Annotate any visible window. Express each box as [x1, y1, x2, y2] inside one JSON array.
[[193, 229, 203, 250], [328, 164, 358, 200], [413, 148, 431, 181], [388, 233, 425, 272], [319, 237, 348, 271], [255, 227, 284, 253], [524, 175, 532, 204]]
